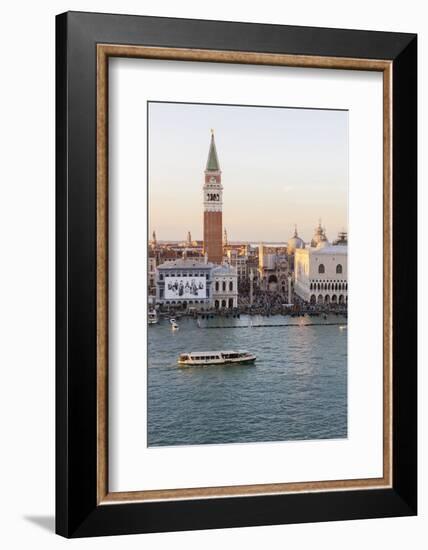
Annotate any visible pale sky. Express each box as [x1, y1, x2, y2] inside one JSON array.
[[148, 101, 348, 243]]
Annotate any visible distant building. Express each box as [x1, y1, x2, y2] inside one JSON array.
[[212, 264, 238, 309], [235, 256, 248, 282], [155, 256, 239, 310], [150, 230, 157, 248], [226, 248, 237, 264], [310, 221, 328, 248], [156, 259, 214, 310], [258, 244, 289, 293], [294, 234, 348, 305], [287, 225, 305, 254], [333, 231, 348, 245], [226, 249, 248, 282], [286, 226, 305, 272]]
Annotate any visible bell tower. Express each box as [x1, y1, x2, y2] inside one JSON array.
[[203, 130, 223, 264]]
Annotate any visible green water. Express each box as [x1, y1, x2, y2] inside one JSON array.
[[148, 314, 347, 446]]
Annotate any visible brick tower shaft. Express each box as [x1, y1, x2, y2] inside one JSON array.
[[204, 211, 223, 264]]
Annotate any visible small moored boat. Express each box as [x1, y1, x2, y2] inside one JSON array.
[[170, 318, 179, 331], [148, 310, 159, 325], [178, 350, 256, 367]]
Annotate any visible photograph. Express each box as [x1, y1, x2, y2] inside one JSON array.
[[49, 5, 418, 540], [147, 101, 349, 447], [0, 1, 419, 544]]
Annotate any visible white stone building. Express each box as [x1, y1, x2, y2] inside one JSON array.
[[294, 241, 348, 305], [155, 259, 215, 310], [212, 264, 238, 309], [155, 259, 238, 310]]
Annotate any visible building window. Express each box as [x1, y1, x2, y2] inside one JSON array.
[[215, 281, 219, 291], [228, 298, 233, 308], [222, 281, 226, 292], [336, 264, 343, 274], [318, 264, 325, 274], [229, 281, 233, 292], [159, 274, 163, 280]]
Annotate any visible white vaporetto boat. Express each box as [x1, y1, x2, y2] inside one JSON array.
[[178, 350, 256, 367]]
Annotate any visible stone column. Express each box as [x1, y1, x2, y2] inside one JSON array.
[[288, 275, 293, 305], [249, 269, 254, 307]]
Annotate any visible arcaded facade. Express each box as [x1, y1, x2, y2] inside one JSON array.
[[294, 241, 348, 305]]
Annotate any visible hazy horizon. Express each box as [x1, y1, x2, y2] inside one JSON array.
[[149, 101, 348, 242]]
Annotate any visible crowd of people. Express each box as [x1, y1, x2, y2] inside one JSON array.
[[237, 285, 347, 316], [238, 288, 289, 315]]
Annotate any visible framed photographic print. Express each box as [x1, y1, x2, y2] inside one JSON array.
[[56, 11, 417, 537]]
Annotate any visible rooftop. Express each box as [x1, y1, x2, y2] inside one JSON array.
[[311, 244, 348, 254], [294, 244, 347, 255], [157, 259, 214, 269], [205, 130, 221, 172], [212, 264, 237, 275]]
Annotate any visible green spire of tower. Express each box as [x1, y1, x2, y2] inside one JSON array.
[[206, 129, 220, 171]]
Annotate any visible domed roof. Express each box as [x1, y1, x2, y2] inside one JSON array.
[[311, 221, 328, 248], [316, 239, 330, 249], [287, 226, 305, 253]]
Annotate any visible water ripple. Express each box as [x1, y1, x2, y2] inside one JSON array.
[[148, 315, 347, 446]]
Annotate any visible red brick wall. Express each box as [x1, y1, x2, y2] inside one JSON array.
[[205, 174, 220, 184], [203, 211, 223, 264]]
